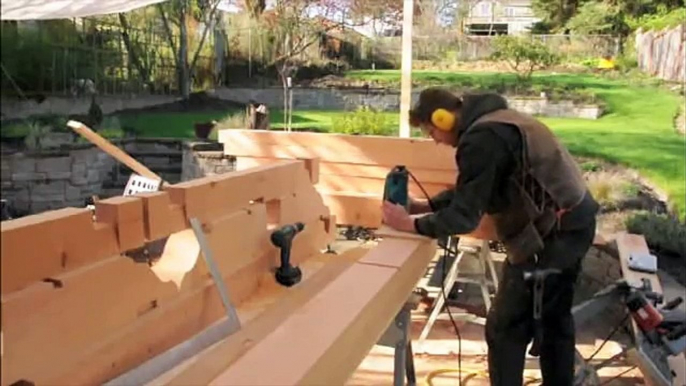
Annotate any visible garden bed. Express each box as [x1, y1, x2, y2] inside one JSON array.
[[578, 156, 685, 287]]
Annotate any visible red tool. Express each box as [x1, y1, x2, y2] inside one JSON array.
[[626, 290, 664, 333]]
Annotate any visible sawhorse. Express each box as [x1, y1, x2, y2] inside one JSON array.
[[417, 236, 499, 351], [376, 295, 423, 386]]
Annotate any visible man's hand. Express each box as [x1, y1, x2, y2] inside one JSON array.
[[382, 201, 416, 233]]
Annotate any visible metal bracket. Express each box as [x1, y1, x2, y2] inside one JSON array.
[[189, 218, 241, 333]]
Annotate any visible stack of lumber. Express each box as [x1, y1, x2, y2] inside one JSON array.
[[219, 129, 496, 239], [0, 159, 336, 385]]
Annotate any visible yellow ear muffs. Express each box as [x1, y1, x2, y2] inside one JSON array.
[[431, 108, 455, 132]]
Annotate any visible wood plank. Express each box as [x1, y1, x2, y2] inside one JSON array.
[[236, 157, 457, 185], [95, 196, 146, 251], [373, 224, 433, 242], [238, 158, 451, 197], [160, 247, 371, 386], [317, 174, 449, 197], [219, 130, 456, 170], [208, 238, 436, 386], [616, 233, 686, 386], [67, 120, 161, 182], [165, 160, 305, 224], [318, 191, 383, 227], [0, 207, 119, 295]]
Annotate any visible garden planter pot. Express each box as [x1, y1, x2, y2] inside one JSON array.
[[194, 122, 216, 139]]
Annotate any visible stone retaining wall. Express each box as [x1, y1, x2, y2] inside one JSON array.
[[1, 138, 199, 217], [181, 142, 236, 181], [213, 87, 603, 119], [0, 94, 180, 120], [1, 146, 117, 215]]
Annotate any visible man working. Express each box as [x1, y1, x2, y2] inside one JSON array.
[[382, 87, 599, 385]]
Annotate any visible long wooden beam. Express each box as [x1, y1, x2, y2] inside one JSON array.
[[160, 237, 436, 386], [159, 247, 371, 386], [0, 159, 335, 386], [219, 130, 456, 171], [220, 130, 498, 240]]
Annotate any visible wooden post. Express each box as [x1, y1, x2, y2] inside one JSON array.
[[399, 0, 414, 138]]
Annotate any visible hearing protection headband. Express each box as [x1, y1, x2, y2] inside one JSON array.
[[430, 108, 455, 132]]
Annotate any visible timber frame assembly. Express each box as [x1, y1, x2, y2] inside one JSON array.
[[1, 128, 683, 386]]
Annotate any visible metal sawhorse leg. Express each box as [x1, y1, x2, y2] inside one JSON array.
[[416, 236, 499, 351], [378, 300, 420, 386]]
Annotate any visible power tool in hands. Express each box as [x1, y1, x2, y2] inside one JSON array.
[[383, 165, 410, 211]]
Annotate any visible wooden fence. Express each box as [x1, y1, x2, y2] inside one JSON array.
[[635, 24, 686, 82]]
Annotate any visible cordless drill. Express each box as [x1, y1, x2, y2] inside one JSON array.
[[270, 222, 305, 287], [383, 165, 410, 210]]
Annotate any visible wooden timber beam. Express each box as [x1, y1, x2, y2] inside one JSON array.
[[0, 160, 312, 296], [616, 233, 686, 386], [219, 130, 457, 171], [159, 237, 436, 386], [219, 130, 499, 240], [0, 159, 335, 386]]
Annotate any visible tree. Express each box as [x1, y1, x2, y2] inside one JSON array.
[[566, 2, 626, 35], [490, 35, 560, 80], [531, 0, 584, 32], [244, 0, 267, 18], [156, 0, 223, 99]]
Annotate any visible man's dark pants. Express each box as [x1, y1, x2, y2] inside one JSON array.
[[485, 218, 597, 386]]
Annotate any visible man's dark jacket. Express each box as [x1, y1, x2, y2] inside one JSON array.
[[413, 93, 598, 239]]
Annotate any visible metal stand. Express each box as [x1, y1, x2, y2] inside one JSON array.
[[378, 301, 419, 386], [417, 237, 498, 350]]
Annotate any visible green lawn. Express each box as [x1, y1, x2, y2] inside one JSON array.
[[116, 110, 399, 138], [348, 70, 686, 219], [2, 69, 682, 218]]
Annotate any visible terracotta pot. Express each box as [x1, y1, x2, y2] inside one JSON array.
[[194, 122, 215, 139]]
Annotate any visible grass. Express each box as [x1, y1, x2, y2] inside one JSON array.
[[1, 70, 682, 218], [115, 109, 401, 137], [347, 70, 686, 219]]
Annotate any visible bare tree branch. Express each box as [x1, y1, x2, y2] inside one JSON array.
[[156, 3, 178, 65], [189, 0, 223, 72]]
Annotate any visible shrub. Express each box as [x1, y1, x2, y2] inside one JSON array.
[[585, 171, 639, 208], [331, 107, 392, 136], [626, 212, 686, 258], [218, 111, 248, 129], [490, 35, 560, 80], [23, 122, 52, 150]]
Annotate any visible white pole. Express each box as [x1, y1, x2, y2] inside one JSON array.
[[287, 76, 293, 132], [399, 0, 414, 138]]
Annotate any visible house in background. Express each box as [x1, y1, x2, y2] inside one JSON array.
[[463, 0, 540, 35]]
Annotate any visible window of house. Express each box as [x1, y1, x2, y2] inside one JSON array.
[[504, 7, 515, 17], [478, 2, 491, 16]]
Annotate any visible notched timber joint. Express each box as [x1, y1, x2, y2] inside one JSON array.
[[124, 237, 169, 266], [9, 380, 35, 386], [42, 278, 63, 289]]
